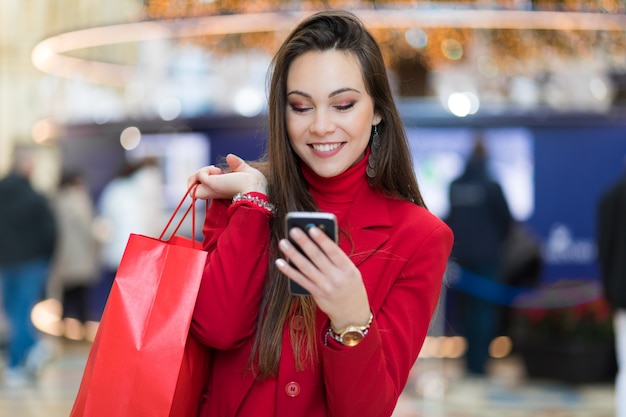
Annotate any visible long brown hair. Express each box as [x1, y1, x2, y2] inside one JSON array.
[[251, 9, 425, 379]]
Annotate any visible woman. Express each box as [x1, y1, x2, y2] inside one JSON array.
[[48, 171, 100, 337], [187, 10, 453, 417]]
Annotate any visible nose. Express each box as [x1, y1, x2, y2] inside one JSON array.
[[309, 109, 335, 136]]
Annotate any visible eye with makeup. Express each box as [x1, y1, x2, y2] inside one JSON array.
[[288, 101, 356, 114], [334, 101, 355, 112], [289, 103, 311, 114]]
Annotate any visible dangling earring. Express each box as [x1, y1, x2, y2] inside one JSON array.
[[367, 124, 380, 179]]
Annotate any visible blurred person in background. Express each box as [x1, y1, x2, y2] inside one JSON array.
[[596, 156, 626, 417], [48, 170, 101, 341], [0, 149, 57, 387], [445, 135, 513, 376], [94, 157, 164, 319]]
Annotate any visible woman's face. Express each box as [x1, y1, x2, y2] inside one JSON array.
[[285, 50, 381, 178]]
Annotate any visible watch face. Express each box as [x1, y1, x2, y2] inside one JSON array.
[[341, 330, 364, 347]]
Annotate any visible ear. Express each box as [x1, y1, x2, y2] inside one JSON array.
[[372, 113, 382, 126]]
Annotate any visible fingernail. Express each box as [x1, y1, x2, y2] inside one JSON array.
[[279, 239, 290, 250], [275, 258, 286, 268]]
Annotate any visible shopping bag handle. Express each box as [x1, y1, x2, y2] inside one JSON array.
[[158, 183, 200, 246]]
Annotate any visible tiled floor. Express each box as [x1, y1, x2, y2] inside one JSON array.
[[398, 358, 615, 417], [0, 336, 616, 417]]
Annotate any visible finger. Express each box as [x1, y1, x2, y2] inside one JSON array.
[[224, 154, 268, 194], [280, 235, 324, 279], [187, 175, 202, 192], [278, 235, 311, 268], [186, 166, 224, 199], [290, 226, 336, 269], [276, 242, 317, 292], [187, 166, 221, 186], [226, 154, 248, 173], [275, 258, 316, 295], [206, 165, 223, 175], [303, 226, 341, 267], [287, 228, 333, 273]]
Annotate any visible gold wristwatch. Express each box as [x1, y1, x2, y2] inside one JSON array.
[[329, 312, 373, 347]]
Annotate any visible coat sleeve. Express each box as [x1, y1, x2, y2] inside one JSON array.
[[191, 198, 271, 350], [321, 219, 453, 417]]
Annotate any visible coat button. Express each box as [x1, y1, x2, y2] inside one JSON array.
[[285, 381, 301, 397], [292, 315, 304, 331]]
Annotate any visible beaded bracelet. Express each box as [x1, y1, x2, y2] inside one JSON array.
[[231, 192, 275, 215]]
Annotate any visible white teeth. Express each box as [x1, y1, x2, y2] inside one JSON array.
[[311, 143, 341, 152]]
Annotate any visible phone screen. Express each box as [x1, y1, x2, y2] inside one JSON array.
[[285, 212, 338, 295]]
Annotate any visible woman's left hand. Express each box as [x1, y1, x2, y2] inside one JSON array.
[[186, 154, 268, 200], [275, 226, 371, 330]]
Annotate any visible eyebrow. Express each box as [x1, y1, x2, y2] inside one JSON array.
[[287, 87, 361, 99]]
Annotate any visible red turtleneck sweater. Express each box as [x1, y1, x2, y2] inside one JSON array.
[[301, 148, 370, 224]]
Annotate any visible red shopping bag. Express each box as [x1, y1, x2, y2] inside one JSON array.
[[70, 186, 211, 417]]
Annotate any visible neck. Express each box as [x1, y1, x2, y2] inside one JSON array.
[[301, 148, 370, 219]]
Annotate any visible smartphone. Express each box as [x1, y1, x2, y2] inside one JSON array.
[[285, 211, 338, 295]]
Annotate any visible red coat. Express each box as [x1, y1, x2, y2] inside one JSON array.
[[191, 182, 453, 417]]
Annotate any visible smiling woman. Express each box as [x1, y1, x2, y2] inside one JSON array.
[[184, 10, 454, 417]]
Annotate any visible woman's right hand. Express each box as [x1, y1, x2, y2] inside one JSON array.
[[187, 154, 268, 200]]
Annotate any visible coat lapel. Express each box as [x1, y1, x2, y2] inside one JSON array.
[[338, 184, 392, 266]]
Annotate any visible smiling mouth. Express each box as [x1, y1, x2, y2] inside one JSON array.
[[311, 143, 342, 152]]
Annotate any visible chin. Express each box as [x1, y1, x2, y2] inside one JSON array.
[[315, 167, 346, 178]]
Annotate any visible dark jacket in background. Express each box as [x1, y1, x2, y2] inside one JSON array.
[[597, 174, 626, 309], [0, 173, 57, 267], [445, 156, 513, 274]]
